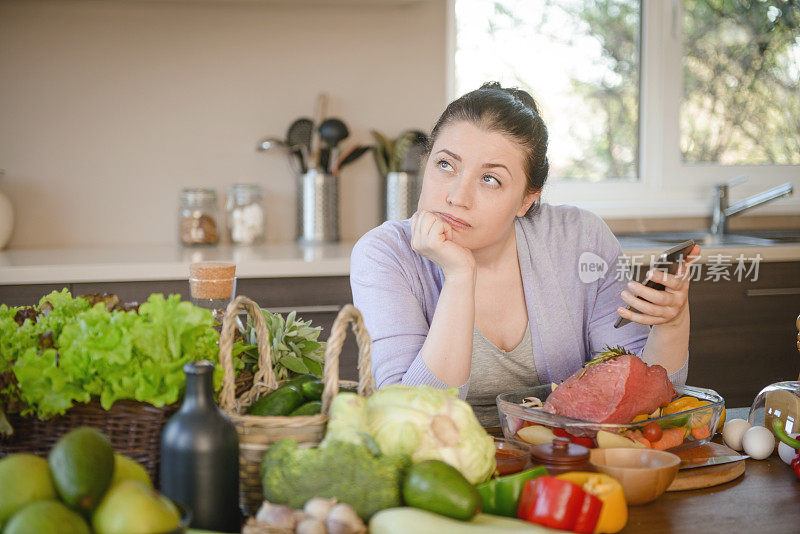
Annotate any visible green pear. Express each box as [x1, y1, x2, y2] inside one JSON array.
[[110, 454, 152, 488], [0, 454, 57, 528], [92, 480, 181, 534], [4, 500, 90, 534]]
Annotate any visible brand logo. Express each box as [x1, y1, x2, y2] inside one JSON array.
[[578, 252, 608, 283]]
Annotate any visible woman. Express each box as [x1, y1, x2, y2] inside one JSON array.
[[350, 82, 700, 427]]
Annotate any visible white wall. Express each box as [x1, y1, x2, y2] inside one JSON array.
[[0, 0, 447, 248]]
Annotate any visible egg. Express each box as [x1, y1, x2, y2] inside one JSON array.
[[722, 418, 752, 451], [742, 426, 775, 460]]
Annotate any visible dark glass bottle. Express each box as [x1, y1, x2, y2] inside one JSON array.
[[160, 361, 241, 532]]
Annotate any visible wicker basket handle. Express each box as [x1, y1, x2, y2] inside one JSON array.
[[320, 304, 375, 414], [219, 296, 277, 411]]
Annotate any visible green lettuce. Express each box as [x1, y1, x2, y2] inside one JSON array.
[[2, 290, 222, 420]]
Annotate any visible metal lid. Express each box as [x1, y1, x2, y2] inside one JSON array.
[[227, 183, 263, 204], [531, 437, 590, 465], [181, 188, 217, 204]]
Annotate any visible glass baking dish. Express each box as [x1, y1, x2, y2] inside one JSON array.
[[497, 384, 724, 452]]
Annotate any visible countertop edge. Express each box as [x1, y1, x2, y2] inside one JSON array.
[[0, 242, 798, 285]]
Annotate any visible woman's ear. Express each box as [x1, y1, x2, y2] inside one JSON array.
[[516, 190, 541, 217]]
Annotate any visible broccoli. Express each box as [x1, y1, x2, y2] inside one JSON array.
[[260, 439, 409, 520]]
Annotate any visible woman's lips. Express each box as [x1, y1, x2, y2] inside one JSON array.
[[435, 212, 472, 230]]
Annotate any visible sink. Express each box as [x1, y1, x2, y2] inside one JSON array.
[[733, 229, 800, 243], [615, 231, 800, 247]]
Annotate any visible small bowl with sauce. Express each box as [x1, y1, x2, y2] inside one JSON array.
[[494, 438, 530, 476]]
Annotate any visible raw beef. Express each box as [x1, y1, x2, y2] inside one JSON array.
[[543, 354, 678, 423]]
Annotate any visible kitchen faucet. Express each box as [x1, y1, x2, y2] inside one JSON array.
[[710, 176, 793, 236]]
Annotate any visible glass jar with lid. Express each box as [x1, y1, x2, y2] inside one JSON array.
[[179, 188, 220, 246], [226, 184, 265, 245]]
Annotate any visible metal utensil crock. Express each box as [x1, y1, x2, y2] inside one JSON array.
[[297, 168, 339, 243]]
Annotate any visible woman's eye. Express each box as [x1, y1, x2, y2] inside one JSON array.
[[482, 175, 501, 186], [436, 159, 452, 170]]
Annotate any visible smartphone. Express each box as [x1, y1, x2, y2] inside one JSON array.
[[613, 239, 697, 328]]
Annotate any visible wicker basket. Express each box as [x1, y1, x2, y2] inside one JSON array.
[[0, 399, 178, 484], [218, 296, 375, 515]]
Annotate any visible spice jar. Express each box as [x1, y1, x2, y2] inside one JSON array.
[[189, 262, 236, 325], [179, 188, 219, 246], [530, 437, 595, 476], [226, 184, 265, 245]]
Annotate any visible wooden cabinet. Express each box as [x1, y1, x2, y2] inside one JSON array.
[[685, 261, 800, 407], [2, 262, 798, 405]]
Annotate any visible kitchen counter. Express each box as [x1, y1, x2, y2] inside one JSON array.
[[1, 239, 799, 286], [0, 242, 355, 284]]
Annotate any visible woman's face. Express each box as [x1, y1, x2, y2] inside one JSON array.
[[417, 120, 539, 251]]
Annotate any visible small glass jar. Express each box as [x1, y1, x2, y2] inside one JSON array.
[[226, 184, 265, 245], [179, 188, 220, 246], [189, 261, 236, 327]]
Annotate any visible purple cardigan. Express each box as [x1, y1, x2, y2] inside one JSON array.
[[350, 203, 689, 399]]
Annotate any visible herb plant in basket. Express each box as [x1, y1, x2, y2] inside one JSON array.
[[237, 309, 326, 381]]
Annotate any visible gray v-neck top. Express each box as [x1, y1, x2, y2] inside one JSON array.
[[466, 324, 541, 427]]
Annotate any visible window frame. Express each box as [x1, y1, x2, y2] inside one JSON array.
[[446, 0, 799, 219]]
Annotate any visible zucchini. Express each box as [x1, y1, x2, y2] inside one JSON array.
[[369, 508, 552, 533]]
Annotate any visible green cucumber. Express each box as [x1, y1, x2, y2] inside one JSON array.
[[289, 401, 322, 416], [402, 460, 481, 521], [247, 384, 304, 416], [300, 379, 325, 401], [286, 374, 318, 388]]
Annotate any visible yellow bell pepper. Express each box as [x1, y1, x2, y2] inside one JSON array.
[[556, 472, 627, 534], [662, 396, 712, 429]]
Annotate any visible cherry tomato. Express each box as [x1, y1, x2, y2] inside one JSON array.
[[643, 422, 663, 442]]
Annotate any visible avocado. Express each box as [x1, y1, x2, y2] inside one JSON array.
[[4, 500, 90, 534], [289, 400, 323, 416], [247, 384, 304, 416], [402, 460, 482, 521], [48, 427, 115, 513], [300, 379, 325, 401], [0, 454, 57, 528]]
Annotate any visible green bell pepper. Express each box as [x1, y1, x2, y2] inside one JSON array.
[[476, 466, 548, 517]]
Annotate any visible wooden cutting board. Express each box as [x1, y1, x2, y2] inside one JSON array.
[[666, 442, 746, 491]]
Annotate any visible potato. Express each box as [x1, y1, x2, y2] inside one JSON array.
[[596, 430, 644, 449], [516, 425, 556, 445]]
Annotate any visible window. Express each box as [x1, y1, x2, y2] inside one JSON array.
[[682, 0, 800, 165], [454, 0, 642, 182], [451, 0, 799, 216]]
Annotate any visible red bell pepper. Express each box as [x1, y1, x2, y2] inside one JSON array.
[[553, 428, 596, 449], [517, 476, 602, 533], [791, 452, 800, 481], [573, 492, 603, 534]]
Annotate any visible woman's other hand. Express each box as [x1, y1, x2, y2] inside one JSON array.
[[411, 210, 475, 279], [617, 244, 702, 327]]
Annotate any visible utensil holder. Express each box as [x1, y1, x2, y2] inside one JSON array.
[[384, 171, 420, 221], [296, 168, 339, 243]]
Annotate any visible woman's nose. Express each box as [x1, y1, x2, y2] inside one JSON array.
[[446, 175, 473, 209]]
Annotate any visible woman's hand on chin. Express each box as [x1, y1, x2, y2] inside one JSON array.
[[411, 210, 475, 279], [617, 244, 702, 327]]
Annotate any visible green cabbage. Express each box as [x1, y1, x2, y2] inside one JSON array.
[[323, 385, 496, 485]]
